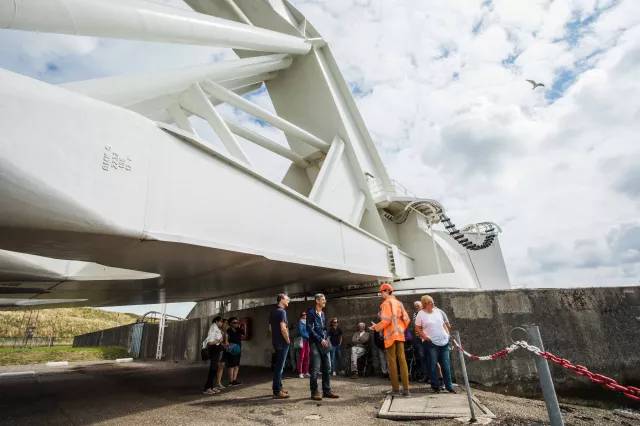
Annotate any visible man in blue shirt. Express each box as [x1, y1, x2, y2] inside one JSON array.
[[270, 293, 290, 399], [306, 293, 339, 400]]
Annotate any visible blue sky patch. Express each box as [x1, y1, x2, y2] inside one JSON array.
[[556, 0, 620, 46]]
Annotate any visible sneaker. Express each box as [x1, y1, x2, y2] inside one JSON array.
[[383, 389, 400, 396], [332, 371, 336, 376], [311, 393, 323, 401], [202, 388, 217, 395], [299, 374, 304, 379], [215, 384, 225, 390], [446, 388, 456, 394], [304, 373, 310, 378], [323, 392, 339, 399], [432, 387, 440, 394], [273, 391, 290, 399], [417, 376, 427, 383], [401, 390, 411, 398], [232, 380, 242, 386]]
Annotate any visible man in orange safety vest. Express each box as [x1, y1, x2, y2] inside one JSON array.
[[369, 282, 410, 397]]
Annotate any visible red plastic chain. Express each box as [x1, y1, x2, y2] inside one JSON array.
[[538, 351, 640, 402], [453, 340, 640, 402]]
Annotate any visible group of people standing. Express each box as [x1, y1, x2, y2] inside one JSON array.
[[266, 282, 455, 399], [270, 293, 339, 399], [202, 316, 244, 395]]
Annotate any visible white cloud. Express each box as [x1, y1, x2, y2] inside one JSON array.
[[291, 0, 640, 288]]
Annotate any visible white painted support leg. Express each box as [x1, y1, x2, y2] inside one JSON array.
[[428, 220, 442, 274], [181, 83, 253, 167], [223, 0, 252, 26], [309, 136, 345, 203], [167, 103, 198, 136], [350, 191, 366, 225], [224, 119, 311, 168], [201, 80, 331, 152]]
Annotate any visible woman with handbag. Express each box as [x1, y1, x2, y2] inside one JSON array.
[[297, 312, 310, 378], [202, 317, 224, 395]]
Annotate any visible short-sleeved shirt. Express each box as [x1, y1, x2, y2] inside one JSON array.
[[327, 327, 343, 346], [227, 327, 244, 346], [269, 307, 288, 348], [415, 308, 450, 346]]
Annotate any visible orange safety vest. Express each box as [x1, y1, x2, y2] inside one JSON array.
[[375, 295, 410, 348]]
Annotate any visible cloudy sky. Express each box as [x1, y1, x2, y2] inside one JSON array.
[[1, 0, 639, 316]]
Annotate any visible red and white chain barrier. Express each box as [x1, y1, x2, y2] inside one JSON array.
[[453, 340, 640, 402]]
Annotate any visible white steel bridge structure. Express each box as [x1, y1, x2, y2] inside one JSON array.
[[0, 0, 510, 310]]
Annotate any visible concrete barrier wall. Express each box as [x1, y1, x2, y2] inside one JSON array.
[[183, 286, 640, 400], [73, 286, 640, 400]]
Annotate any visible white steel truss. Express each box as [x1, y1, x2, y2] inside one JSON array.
[[0, 0, 511, 309]]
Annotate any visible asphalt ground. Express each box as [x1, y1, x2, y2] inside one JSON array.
[[0, 361, 633, 425]]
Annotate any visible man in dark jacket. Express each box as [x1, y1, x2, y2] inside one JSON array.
[[306, 293, 339, 400]]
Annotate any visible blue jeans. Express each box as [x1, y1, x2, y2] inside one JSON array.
[[272, 345, 289, 394], [309, 342, 331, 395], [413, 339, 428, 378], [425, 341, 453, 390], [330, 344, 342, 373]]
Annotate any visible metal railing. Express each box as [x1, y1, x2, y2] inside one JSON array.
[[367, 178, 417, 200]]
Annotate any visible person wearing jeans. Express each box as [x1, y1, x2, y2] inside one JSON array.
[[412, 301, 429, 382], [327, 318, 343, 376], [306, 294, 339, 400], [415, 295, 455, 394], [270, 294, 291, 399], [297, 312, 310, 378]]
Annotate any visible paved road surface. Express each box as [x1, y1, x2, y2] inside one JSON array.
[[0, 361, 628, 425]]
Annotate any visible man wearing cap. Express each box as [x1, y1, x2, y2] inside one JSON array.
[[369, 283, 411, 397]]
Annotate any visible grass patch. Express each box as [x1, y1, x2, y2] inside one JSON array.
[[0, 346, 129, 366]]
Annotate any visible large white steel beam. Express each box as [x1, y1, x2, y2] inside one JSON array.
[[0, 0, 311, 54], [146, 82, 263, 123], [167, 104, 198, 136], [350, 192, 367, 225], [309, 136, 345, 203], [61, 54, 292, 108], [224, 119, 311, 168], [181, 83, 252, 166], [201, 80, 331, 152]]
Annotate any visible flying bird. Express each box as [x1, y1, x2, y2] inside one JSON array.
[[526, 79, 545, 90]]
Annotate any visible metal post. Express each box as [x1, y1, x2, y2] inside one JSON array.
[[525, 325, 564, 426], [453, 332, 477, 424], [156, 303, 167, 360]]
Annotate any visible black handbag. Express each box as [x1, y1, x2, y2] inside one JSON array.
[[201, 347, 210, 361], [317, 340, 333, 356]]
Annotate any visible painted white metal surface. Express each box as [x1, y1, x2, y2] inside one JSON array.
[[0, 0, 311, 54], [0, 0, 510, 309]]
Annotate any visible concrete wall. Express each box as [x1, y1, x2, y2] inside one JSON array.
[[186, 286, 640, 400], [74, 286, 640, 402]]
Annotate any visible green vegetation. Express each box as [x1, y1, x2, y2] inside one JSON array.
[[0, 346, 129, 366], [0, 307, 138, 341]]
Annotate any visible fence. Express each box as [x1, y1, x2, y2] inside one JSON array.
[[0, 336, 72, 348]]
